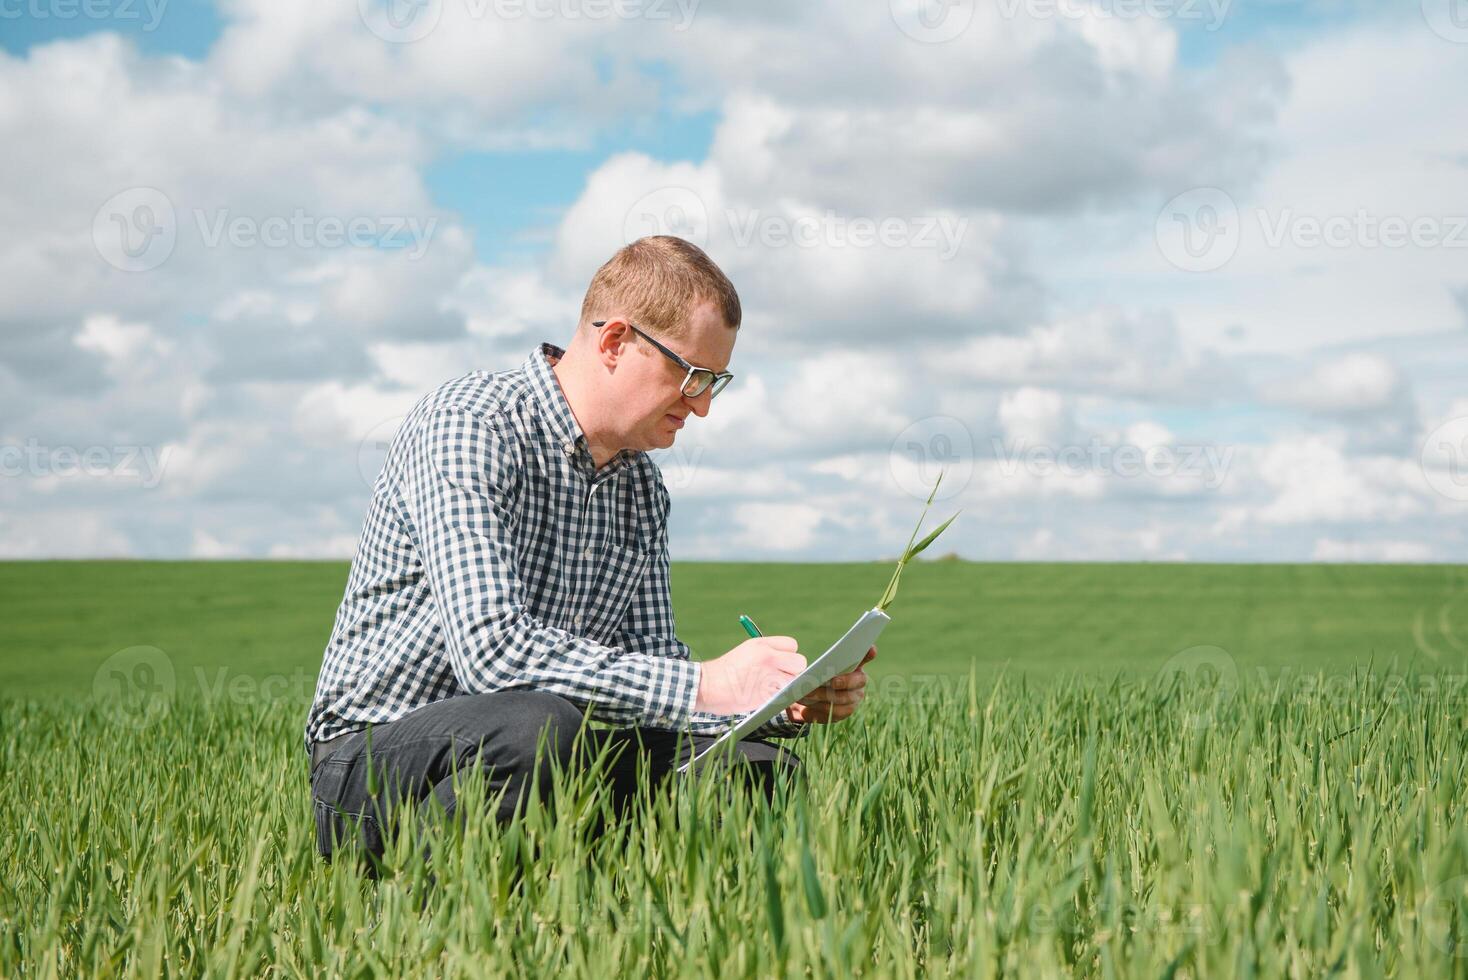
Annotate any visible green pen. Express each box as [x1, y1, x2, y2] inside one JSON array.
[[738, 614, 762, 638]]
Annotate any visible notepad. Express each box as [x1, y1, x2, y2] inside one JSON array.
[[676, 608, 891, 774]]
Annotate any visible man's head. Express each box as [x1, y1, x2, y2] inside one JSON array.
[[555, 236, 742, 459]]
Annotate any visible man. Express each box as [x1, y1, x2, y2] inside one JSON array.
[[306, 236, 874, 864]]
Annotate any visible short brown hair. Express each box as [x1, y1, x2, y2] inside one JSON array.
[[579, 236, 741, 341]]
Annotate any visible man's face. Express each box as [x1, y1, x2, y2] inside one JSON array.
[[601, 300, 736, 452]]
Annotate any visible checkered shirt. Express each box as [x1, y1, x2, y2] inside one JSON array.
[[305, 342, 810, 749]]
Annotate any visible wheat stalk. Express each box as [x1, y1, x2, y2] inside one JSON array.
[[876, 469, 960, 612]]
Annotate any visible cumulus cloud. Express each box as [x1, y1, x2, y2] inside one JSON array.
[[206, 0, 677, 142], [1112, 23, 1468, 354], [1312, 537, 1434, 563], [0, 4, 1462, 564], [549, 150, 1031, 349], [1263, 352, 1418, 454], [925, 307, 1240, 401], [997, 387, 1073, 446], [0, 511, 134, 559], [1218, 436, 1426, 527], [0, 33, 472, 364], [677, 6, 1285, 215], [1275, 353, 1405, 414]]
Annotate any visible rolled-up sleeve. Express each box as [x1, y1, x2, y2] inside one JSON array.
[[397, 406, 702, 731]]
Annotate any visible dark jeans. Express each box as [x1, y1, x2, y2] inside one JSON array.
[[309, 690, 802, 866]]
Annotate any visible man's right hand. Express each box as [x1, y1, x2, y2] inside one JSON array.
[[694, 636, 807, 716]]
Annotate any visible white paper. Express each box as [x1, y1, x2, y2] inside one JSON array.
[[676, 608, 890, 774]]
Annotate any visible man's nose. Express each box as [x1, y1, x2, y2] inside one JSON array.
[[684, 388, 713, 418]]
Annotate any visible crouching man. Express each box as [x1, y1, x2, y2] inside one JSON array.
[[304, 235, 874, 865]]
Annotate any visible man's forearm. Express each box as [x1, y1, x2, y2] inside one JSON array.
[[446, 612, 703, 730]]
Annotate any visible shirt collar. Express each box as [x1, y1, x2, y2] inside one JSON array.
[[523, 342, 641, 476]]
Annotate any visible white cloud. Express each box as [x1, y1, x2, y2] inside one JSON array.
[[971, 457, 1108, 502], [680, 7, 1278, 214], [1014, 524, 1189, 562], [0, 511, 133, 558], [190, 528, 239, 559], [1312, 537, 1434, 563], [728, 502, 829, 553], [1114, 24, 1468, 353], [680, 351, 917, 463], [157, 421, 275, 500], [926, 308, 1237, 400], [1274, 353, 1406, 414], [0, 33, 471, 356], [1261, 352, 1418, 454], [208, 0, 664, 141], [291, 381, 423, 448], [268, 533, 362, 560], [0, 5, 1462, 565], [1123, 421, 1175, 452], [74, 314, 173, 367], [1249, 437, 1425, 526], [652, 459, 808, 500], [998, 387, 1072, 446], [550, 148, 1020, 347]]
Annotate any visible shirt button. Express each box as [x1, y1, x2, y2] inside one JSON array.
[[562, 442, 575, 457], [583, 546, 592, 560], [574, 613, 584, 627]]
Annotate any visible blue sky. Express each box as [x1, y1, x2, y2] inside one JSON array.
[[0, 0, 219, 57]]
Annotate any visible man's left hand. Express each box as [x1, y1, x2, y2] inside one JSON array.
[[786, 644, 876, 725]]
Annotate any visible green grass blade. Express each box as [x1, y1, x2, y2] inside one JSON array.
[[877, 469, 960, 611], [905, 510, 961, 561]]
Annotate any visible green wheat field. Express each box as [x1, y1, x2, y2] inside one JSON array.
[[3, 560, 1468, 977]]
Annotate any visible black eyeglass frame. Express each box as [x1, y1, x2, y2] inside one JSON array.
[[591, 319, 734, 399]]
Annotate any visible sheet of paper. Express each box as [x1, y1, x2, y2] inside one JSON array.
[[676, 608, 890, 774]]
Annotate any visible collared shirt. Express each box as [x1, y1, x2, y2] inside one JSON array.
[[305, 342, 809, 748]]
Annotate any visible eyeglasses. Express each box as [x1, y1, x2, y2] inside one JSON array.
[[592, 320, 734, 399]]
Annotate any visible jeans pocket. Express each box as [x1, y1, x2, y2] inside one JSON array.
[[311, 757, 350, 803], [311, 758, 383, 861], [313, 798, 342, 859], [313, 798, 384, 861]]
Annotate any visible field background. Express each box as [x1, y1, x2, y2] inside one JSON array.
[[4, 560, 1468, 977], [4, 559, 1466, 697]]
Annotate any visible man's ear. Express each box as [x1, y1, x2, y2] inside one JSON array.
[[594, 319, 635, 368]]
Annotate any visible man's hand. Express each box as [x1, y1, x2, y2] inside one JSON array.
[[695, 636, 807, 716], [787, 644, 876, 725]]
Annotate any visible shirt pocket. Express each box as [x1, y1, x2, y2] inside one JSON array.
[[582, 541, 652, 641]]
